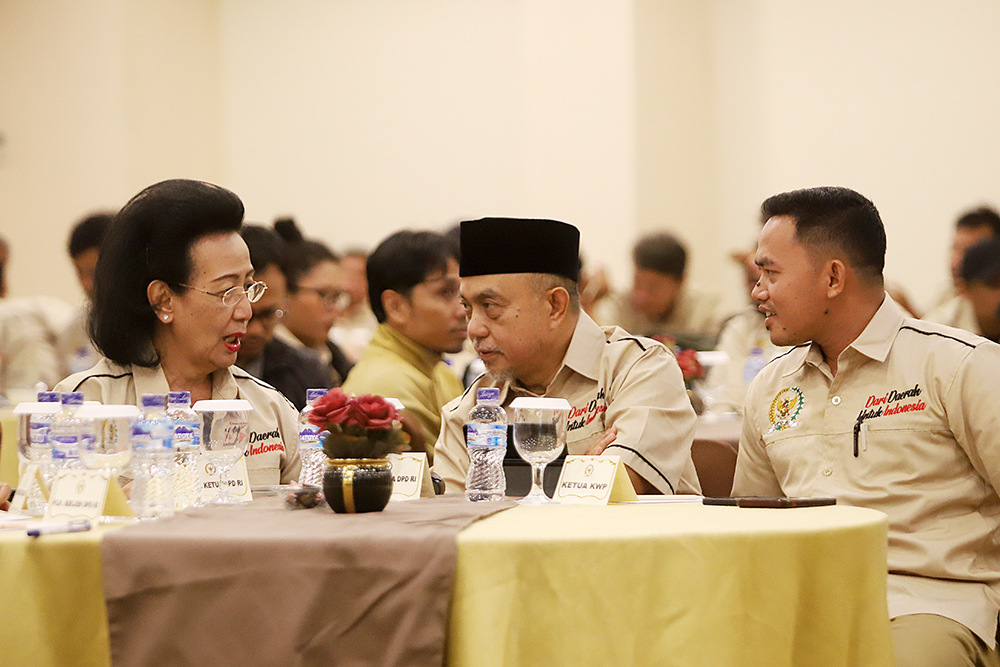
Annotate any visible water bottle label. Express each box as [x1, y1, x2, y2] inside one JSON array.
[[467, 424, 507, 448], [50, 435, 79, 458], [299, 430, 320, 447], [173, 425, 198, 446], [30, 425, 49, 445]]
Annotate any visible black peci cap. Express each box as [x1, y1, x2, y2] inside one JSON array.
[[459, 217, 580, 281]]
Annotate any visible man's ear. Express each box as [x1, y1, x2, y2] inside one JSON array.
[[546, 286, 571, 328], [147, 280, 174, 323], [825, 259, 848, 299], [382, 289, 410, 327]]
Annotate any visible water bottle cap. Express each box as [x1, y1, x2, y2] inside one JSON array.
[[306, 388, 328, 403], [476, 387, 500, 403], [167, 391, 191, 405], [61, 392, 84, 406], [37, 391, 60, 403], [141, 394, 167, 408]]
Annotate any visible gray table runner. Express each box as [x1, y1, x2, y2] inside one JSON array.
[[101, 496, 513, 667]]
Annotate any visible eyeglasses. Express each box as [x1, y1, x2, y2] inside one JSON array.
[[179, 281, 268, 307], [296, 286, 351, 310]]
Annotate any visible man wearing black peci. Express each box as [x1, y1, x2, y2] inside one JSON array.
[[433, 217, 700, 496]]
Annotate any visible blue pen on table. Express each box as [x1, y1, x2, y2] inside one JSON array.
[[26, 518, 92, 537]]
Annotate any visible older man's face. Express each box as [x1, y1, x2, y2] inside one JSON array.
[[461, 273, 551, 382]]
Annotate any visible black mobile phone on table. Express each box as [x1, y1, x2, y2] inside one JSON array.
[[703, 496, 837, 508]]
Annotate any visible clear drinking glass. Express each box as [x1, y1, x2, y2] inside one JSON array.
[[76, 404, 139, 477], [193, 399, 253, 504], [511, 397, 570, 505]]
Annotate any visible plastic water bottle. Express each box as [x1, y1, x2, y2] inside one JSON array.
[[167, 391, 201, 510], [30, 391, 60, 473], [298, 388, 329, 487], [465, 387, 507, 502], [48, 392, 86, 471], [131, 394, 175, 520], [743, 346, 768, 389]]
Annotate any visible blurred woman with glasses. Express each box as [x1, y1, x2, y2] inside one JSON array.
[[56, 180, 301, 486], [237, 224, 333, 410], [273, 218, 354, 386]]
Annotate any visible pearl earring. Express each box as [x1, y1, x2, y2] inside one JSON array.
[[162, 314, 169, 321]]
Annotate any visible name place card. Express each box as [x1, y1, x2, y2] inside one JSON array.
[[9, 464, 48, 512], [44, 468, 133, 521], [554, 455, 638, 505], [387, 452, 434, 500], [198, 456, 253, 502]]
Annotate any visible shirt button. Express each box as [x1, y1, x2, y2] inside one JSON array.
[[831, 396, 842, 406], [822, 467, 833, 477]]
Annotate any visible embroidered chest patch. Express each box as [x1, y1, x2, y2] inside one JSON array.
[[768, 386, 804, 433]]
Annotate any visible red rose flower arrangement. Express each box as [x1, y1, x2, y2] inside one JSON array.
[[308, 388, 407, 459]]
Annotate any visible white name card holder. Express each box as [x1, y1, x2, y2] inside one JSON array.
[[554, 455, 638, 505], [197, 455, 253, 503], [43, 468, 133, 522], [387, 452, 435, 500], [9, 464, 49, 512]]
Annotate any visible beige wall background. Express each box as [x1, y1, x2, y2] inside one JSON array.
[[1, 0, 998, 316]]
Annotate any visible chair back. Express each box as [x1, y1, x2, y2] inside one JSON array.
[[691, 438, 738, 497]]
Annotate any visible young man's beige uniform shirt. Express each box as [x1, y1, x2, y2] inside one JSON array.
[[56, 358, 302, 486], [434, 312, 701, 495], [733, 296, 1000, 646]]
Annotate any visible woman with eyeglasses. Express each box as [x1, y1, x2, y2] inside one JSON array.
[[56, 179, 301, 486], [272, 218, 354, 386]]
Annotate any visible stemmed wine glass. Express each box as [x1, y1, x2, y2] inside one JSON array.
[[193, 399, 253, 504], [511, 397, 570, 505]]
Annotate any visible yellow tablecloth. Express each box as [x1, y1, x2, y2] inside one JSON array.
[[449, 502, 894, 667], [0, 502, 893, 667], [0, 523, 121, 667]]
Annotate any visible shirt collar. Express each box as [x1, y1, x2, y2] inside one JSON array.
[[846, 293, 904, 363], [131, 364, 239, 400], [370, 323, 442, 376], [495, 311, 601, 401], [783, 292, 903, 377], [561, 311, 605, 382]]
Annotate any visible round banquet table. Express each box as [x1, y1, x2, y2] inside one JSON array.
[[0, 500, 893, 667], [449, 501, 894, 667]]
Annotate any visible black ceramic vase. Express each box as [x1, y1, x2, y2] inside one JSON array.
[[323, 458, 393, 513]]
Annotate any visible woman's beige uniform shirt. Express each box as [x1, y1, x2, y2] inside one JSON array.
[[433, 312, 700, 495], [734, 296, 1000, 646], [56, 358, 302, 486]]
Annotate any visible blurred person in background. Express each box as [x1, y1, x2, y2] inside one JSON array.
[[597, 231, 727, 350], [329, 248, 377, 363], [342, 230, 466, 459], [237, 224, 332, 410], [0, 234, 60, 399], [56, 180, 300, 485], [273, 218, 354, 387], [923, 206, 1000, 333], [56, 212, 112, 376], [702, 245, 788, 415], [958, 237, 1000, 343]]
